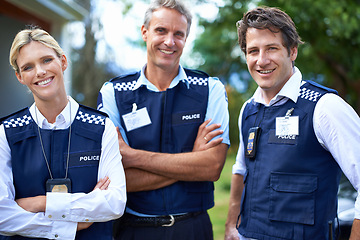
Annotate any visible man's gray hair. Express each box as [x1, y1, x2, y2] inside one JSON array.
[[144, 0, 192, 37]]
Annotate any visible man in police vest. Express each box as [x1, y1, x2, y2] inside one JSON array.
[[97, 0, 230, 239], [225, 6, 360, 240]]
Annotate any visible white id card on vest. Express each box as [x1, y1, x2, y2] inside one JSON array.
[[275, 116, 299, 136], [122, 107, 152, 132]]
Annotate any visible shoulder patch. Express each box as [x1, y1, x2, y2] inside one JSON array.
[[114, 80, 137, 92], [187, 75, 208, 86], [110, 71, 140, 92], [299, 80, 338, 102], [299, 86, 322, 102], [184, 68, 209, 86], [76, 105, 107, 126], [76, 111, 106, 126], [3, 114, 33, 129]]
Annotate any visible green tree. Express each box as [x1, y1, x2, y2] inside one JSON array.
[[71, 0, 125, 108], [193, 0, 360, 114]]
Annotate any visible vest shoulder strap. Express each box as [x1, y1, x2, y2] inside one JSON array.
[[110, 71, 140, 83], [1, 107, 29, 123], [79, 104, 108, 118], [184, 68, 210, 78], [299, 80, 338, 103], [1, 108, 32, 130]]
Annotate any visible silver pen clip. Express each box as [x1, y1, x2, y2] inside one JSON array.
[[132, 103, 137, 113], [285, 108, 294, 118]]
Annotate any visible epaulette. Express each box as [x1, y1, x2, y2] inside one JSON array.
[[79, 104, 109, 118], [184, 68, 210, 78], [110, 71, 141, 83], [0, 107, 29, 124]]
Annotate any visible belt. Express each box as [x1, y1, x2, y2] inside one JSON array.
[[122, 211, 202, 227]]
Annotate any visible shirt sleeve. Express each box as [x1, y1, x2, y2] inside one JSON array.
[[45, 118, 126, 223], [206, 77, 230, 146], [98, 81, 129, 144], [314, 93, 360, 219], [232, 101, 248, 176], [0, 124, 77, 239]]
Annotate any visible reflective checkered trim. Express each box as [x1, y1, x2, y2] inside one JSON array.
[[76, 111, 105, 125], [299, 87, 322, 102], [3, 115, 32, 128], [114, 81, 137, 92], [187, 76, 208, 86]]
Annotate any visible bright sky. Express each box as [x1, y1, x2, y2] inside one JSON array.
[[71, 0, 222, 71]]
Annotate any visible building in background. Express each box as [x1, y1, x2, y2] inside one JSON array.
[[0, 0, 88, 117]]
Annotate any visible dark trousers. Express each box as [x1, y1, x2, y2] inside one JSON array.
[[114, 211, 213, 240]]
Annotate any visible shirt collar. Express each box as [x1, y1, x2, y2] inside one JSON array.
[[132, 64, 189, 92], [30, 96, 79, 130], [252, 66, 302, 106]]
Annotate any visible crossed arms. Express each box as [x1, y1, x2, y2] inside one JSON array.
[[118, 119, 229, 192]]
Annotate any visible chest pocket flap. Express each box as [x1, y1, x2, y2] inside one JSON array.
[[7, 128, 37, 145], [269, 172, 317, 225]]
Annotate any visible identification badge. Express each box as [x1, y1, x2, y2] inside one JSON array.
[[122, 105, 151, 132], [276, 116, 299, 136], [245, 127, 261, 159], [46, 178, 71, 193]]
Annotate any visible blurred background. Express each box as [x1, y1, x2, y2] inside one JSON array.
[[1, 0, 359, 239]]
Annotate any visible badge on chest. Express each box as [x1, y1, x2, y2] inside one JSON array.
[[46, 178, 71, 193]]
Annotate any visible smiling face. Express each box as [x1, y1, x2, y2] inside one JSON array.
[[246, 27, 298, 103], [15, 41, 68, 104], [141, 7, 188, 73]]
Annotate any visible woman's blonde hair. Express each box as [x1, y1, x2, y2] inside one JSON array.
[[9, 27, 64, 73]]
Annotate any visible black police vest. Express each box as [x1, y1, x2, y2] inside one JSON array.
[[239, 81, 342, 239], [111, 68, 213, 214], [1, 106, 112, 240]]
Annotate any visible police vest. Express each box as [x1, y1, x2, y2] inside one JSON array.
[[1, 106, 112, 240], [111, 68, 213, 215], [239, 81, 342, 240]]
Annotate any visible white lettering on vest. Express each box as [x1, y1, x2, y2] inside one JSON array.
[[80, 155, 100, 161], [277, 135, 296, 140], [182, 114, 200, 121]]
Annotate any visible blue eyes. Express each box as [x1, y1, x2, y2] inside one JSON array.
[[21, 58, 54, 72], [44, 58, 53, 63]]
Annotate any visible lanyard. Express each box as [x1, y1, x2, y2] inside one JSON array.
[[34, 102, 71, 180]]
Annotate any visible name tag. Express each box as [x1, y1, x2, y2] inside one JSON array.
[[122, 107, 152, 132], [276, 116, 299, 136]]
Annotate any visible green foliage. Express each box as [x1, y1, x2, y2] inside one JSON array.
[[226, 86, 244, 154], [209, 154, 235, 240], [193, 0, 253, 81], [193, 0, 360, 114], [266, 0, 360, 109]]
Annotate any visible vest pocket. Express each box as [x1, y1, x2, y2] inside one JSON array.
[[8, 129, 37, 145], [269, 172, 317, 225]]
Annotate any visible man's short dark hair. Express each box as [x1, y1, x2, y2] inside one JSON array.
[[237, 6, 304, 55]]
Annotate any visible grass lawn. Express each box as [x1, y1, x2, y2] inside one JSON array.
[[209, 154, 235, 240]]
